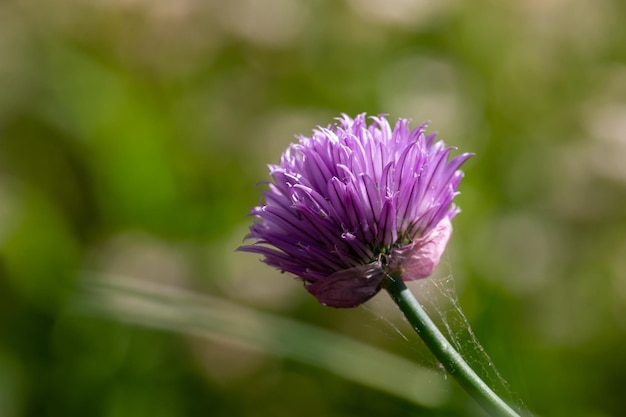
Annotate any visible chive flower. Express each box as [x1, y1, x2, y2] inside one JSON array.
[[240, 114, 472, 308]]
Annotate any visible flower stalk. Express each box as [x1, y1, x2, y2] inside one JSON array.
[[383, 274, 521, 417]]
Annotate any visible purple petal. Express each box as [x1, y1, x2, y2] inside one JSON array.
[[305, 261, 386, 308]]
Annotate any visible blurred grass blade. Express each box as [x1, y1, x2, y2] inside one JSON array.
[[77, 275, 448, 408]]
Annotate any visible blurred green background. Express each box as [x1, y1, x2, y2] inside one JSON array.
[[1, 0, 626, 416]]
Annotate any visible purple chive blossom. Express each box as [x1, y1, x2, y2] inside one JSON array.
[[240, 114, 472, 308]]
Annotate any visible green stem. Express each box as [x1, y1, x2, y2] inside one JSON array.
[[383, 274, 521, 417]]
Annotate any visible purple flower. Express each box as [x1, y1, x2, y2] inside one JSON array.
[[240, 114, 471, 308]]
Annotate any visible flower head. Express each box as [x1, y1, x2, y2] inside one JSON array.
[[240, 114, 472, 308]]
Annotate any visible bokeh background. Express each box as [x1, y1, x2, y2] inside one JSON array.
[[1, 0, 626, 416]]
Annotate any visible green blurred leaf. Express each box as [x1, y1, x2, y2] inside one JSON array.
[[77, 275, 449, 409]]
